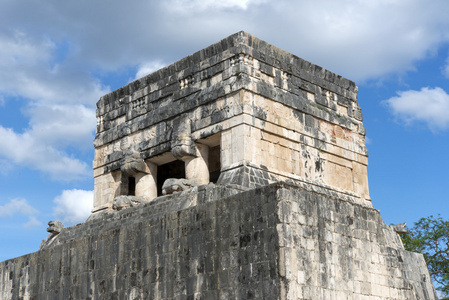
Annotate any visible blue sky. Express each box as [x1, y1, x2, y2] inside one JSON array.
[[0, 0, 448, 262]]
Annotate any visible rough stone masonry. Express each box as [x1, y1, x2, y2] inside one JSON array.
[[0, 32, 438, 299]]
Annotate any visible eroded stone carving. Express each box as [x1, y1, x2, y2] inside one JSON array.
[[112, 195, 143, 211], [120, 149, 147, 176], [121, 149, 148, 176], [47, 220, 63, 234], [39, 220, 64, 250], [162, 178, 196, 195], [393, 222, 407, 234], [180, 76, 193, 89], [171, 116, 196, 161]]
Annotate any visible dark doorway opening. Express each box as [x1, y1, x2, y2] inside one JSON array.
[[128, 176, 136, 196], [208, 145, 221, 183], [157, 160, 185, 196]]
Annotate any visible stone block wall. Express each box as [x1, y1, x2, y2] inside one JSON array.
[[92, 31, 369, 214], [0, 183, 436, 299], [275, 186, 436, 299]]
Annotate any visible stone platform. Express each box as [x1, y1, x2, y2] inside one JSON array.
[[0, 183, 436, 299]]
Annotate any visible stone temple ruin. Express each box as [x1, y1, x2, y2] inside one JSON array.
[[91, 32, 369, 213], [0, 32, 438, 299]]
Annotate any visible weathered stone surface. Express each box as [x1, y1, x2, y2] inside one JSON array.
[[0, 183, 437, 299]]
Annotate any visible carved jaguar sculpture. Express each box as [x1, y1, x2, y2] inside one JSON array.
[[112, 195, 143, 211], [161, 178, 197, 195], [47, 220, 63, 234]]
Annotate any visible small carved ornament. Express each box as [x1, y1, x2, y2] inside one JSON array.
[[392, 222, 407, 234], [47, 220, 63, 235]]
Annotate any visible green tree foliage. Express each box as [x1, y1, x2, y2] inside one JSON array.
[[400, 215, 449, 297]]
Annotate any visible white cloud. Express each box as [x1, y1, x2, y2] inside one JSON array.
[[443, 56, 449, 78], [148, 0, 449, 81], [23, 216, 42, 228], [134, 61, 167, 80], [25, 104, 96, 149], [0, 126, 92, 180], [0, 30, 53, 66], [166, 0, 267, 12], [3, 0, 449, 83], [0, 198, 38, 217], [0, 31, 105, 179], [259, 0, 449, 81], [0, 198, 42, 227], [53, 189, 93, 225], [384, 87, 449, 131], [0, 31, 108, 105], [0, 159, 14, 175]]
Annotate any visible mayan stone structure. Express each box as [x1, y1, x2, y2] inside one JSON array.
[[0, 32, 437, 299], [91, 31, 369, 213]]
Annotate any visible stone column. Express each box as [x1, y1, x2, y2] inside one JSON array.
[[121, 151, 158, 202], [171, 115, 210, 186], [185, 143, 210, 185], [135, 161, 158, 200]]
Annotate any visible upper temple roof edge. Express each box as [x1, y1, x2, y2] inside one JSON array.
[[97, 31, 358, 105]]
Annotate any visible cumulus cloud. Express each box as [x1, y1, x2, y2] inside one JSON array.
[[0, 31, 108, 105], [260, 0, 449, 81], [383, 87, 449, 131], [0, 198, 42, 227], [0, 159, 14, 176], [165, 0, 267, 12], [23, 216, 42, 228], [443, 56, 449, 78], [0, 126, 92, 180], [153, 0, 449, 81], [0, 198, 38, 217], [53, 189, 93, 225], [3, 0, 449, 82], [134, 61, 167, 80], [0, 30, 106, 180], [25, 104, 96, 149]]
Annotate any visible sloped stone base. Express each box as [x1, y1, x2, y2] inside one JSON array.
[[0, 183, 437, 299]]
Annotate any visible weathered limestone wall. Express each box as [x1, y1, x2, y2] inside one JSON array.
[[93, 31, 369, 213], [0, 183, 436, 299], [275, 186, 436, 299]]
